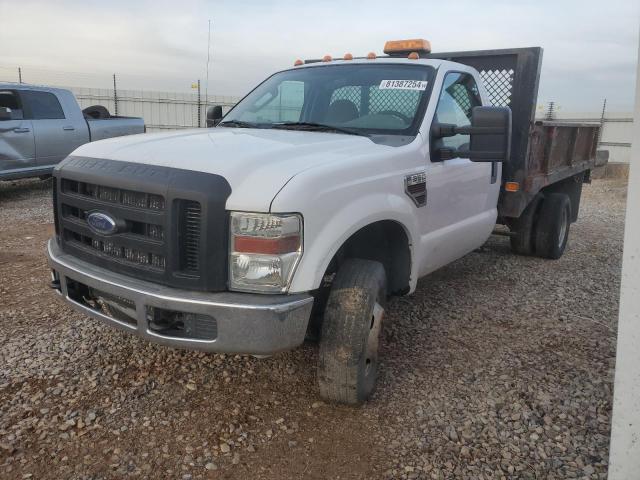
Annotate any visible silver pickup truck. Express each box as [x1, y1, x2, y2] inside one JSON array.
[[0, 83, 145, 181]]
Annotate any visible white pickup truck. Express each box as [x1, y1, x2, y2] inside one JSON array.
[[47, 40, 602, 404], [0, 84, 144, 181]]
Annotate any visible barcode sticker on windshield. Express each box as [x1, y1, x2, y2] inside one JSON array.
[[379, 80, 428, 90]]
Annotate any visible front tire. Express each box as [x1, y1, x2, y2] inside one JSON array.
[[317, 259, 386, 405], [534, 193, 571, 259]]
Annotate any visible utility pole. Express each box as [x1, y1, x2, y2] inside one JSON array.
[[598, 98, 607, 148], [205, 20, 212, 113], [197, 79, 201, 127], [18, 67, 22, 83], [544, 101, 556, 121], [113, 74, 119, 116]]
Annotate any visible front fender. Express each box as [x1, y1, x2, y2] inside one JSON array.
[[287, 192, 420, 293]]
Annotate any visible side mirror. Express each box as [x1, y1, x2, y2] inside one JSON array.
[[467, 106, 511, 162], [206, 105, 223, 127], [0, 107, 12, 121], [433, 106, 512, 162]]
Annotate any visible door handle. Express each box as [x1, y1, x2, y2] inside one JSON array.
[[13, 127, 30, 133], [62, 125, 75, 131]]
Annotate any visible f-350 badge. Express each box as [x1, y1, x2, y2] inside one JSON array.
[[404, 171, 427, 207]]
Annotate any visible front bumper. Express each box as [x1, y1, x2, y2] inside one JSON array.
[[46, 239, 313, 355]]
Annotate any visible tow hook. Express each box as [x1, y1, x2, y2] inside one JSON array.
[[49, 271, 61, 291]]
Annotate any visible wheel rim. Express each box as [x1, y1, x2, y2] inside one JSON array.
[[558, 207, 568, 248], [365, 302, 384, 377]]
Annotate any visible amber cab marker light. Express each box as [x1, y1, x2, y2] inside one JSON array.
[[408, 52, 419, 60], [344, 53, 353, 60], [294, 59, 303, 66], [366, 52, 377, 60], [384, 39, 432, 55], [322, 55, 332, 62], [504, 182, 520, 192]]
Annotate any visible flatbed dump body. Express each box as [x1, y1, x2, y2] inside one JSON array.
[[526, 121, 599, 191], [427, 47, 602, 218]]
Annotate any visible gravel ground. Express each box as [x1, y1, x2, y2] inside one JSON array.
[[0, 177, 627, 479]]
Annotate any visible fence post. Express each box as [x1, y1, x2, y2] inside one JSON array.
[[18, 67, 22, 83], [197, 79, 201, 128], [113, 74, 119, 116]]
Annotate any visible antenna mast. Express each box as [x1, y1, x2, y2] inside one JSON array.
[[205, 19, 212, 110]]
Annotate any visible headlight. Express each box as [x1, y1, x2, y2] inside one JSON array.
[[229, 212, 303, 293]]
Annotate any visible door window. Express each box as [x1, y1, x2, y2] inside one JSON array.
[[21, 91, 65, 120], [0, 91, 24, 119], [434, 72, 481, 150]]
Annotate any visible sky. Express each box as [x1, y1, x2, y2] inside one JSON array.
[[1, 0, 638, 113]]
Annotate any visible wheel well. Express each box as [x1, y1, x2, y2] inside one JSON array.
[[306, 220, 412, 340], [539, 173, 584, 223], [327, 220, 411, 296], [503, 172, 585, 230]]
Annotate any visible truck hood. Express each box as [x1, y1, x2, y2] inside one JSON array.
[[73, 127, 380, 211]]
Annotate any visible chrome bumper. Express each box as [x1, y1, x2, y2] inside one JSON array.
[[46, 239, 313, 355]]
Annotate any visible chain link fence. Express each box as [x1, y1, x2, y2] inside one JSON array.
[[0, 65, 240, 132]]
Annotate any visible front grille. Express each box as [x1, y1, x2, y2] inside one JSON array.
[[180, 201, 202, 272], [64, 229, 166, 270], [62, 179, 165, 211], [52, 178, 60, 236], [57, 178, 200, 285], [54, 157, 232, 292], [60, 180, 171, 274], [62, 204, 165, 241]]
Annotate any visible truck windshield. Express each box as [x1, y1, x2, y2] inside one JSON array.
[[220, 63, 435, 136]]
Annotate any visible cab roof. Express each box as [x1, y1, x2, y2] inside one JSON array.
[[0, 82, 69, 94], [296, 57, 447, 69]]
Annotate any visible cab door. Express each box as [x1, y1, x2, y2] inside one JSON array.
[[20, 90, 84, 167], [419, 71, 498, 275], [0, 90, 36, 175]]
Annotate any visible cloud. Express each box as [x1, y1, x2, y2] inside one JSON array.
[[1, 0, 637, 112]]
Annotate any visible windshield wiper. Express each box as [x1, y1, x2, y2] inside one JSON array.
[[217, 120, 261, 128], [271, 122, 368, 137]]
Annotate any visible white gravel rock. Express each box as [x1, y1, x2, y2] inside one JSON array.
[[0, 178, 625, 479]]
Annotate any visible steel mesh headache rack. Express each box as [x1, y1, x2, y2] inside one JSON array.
[[427, 47, 601, 218]]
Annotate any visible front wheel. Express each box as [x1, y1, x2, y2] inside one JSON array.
[[317, 259, 386, 405]]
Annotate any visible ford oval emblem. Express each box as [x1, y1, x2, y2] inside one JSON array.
[[86, 212, 118, 235]]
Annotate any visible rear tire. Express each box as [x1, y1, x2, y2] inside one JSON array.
[[509, 194, 543, 255], [534, 193, 571, 259], [82, 105, 111, 119], [318, 259, 386, 405]]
